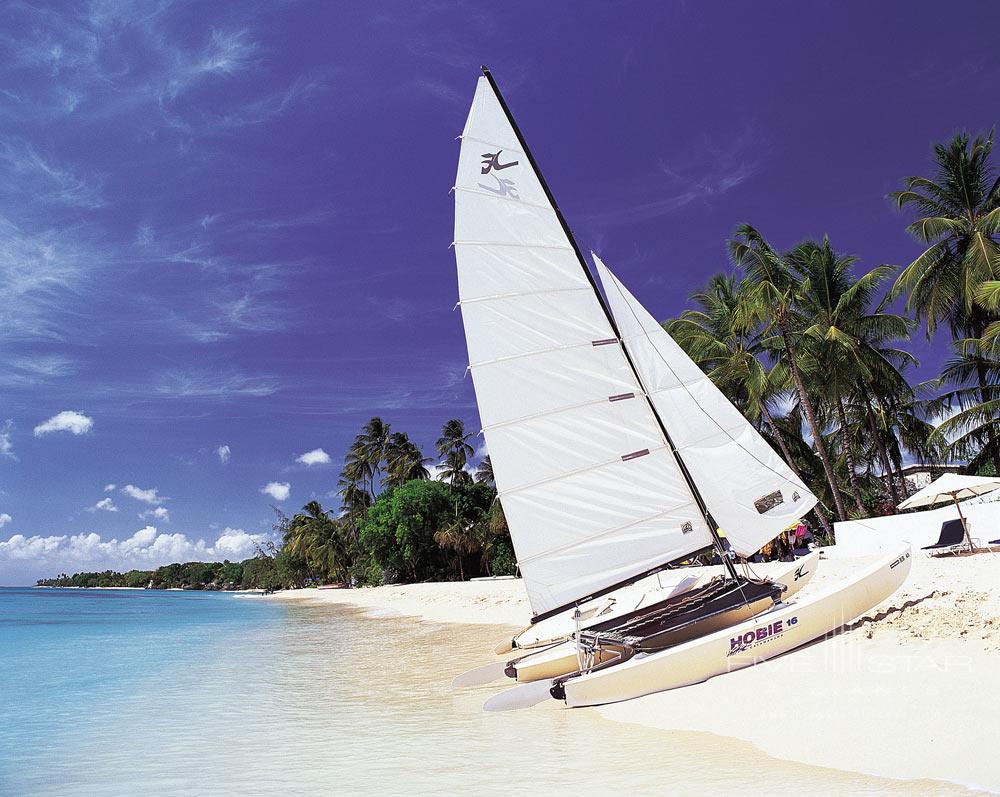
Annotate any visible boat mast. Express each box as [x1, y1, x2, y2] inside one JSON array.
[[480, 67, 739, 584]]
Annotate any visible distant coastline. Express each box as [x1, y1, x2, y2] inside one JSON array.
[[34, 555, 292, 592]]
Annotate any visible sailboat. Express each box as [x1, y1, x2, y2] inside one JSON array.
[[453, 68, 911, 708]]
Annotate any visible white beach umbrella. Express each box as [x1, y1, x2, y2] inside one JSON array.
[[897, 473, 1000, 551]]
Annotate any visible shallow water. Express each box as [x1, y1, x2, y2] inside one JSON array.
[[0, 587, 983, 795]]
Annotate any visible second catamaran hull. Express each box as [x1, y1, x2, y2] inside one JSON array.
[[511, 552, 819, 683], [507, 552, 820, 652], [555, 545, 912, 708]]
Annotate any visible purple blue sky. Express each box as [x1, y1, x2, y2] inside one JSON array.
[[1, 1, 996, 583]]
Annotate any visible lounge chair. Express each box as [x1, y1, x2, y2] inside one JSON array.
[[921, 519, 979, 555]]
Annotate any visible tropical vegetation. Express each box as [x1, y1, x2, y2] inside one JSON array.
[[39, 131, 998, 588], [40, 417, 514, 590], [668, 130, 998, 536]]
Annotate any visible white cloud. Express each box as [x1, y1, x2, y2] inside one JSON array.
[[121, 484, 166, 505], [260, 481, 290, 501], [33, 410, 94, 436], [0, 526, 266, 583], [216, 444, 231, 464], [103, 483, 116, 492], [0, 513, 11, 528], [139, 506, 170, 523], [87, 498, 118, 513], [213, 527, 261, 558], [296, 447, 330, 466], [0, 420, 15, 460]]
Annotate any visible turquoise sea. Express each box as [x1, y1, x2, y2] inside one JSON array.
[[1, 587, 977, 796]]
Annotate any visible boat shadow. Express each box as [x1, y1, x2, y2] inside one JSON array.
[[842, 591, 939, 634], [755, 590, 941, 664]]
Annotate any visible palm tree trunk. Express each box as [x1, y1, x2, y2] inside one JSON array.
[[779, 323, 848, 520], [866, 407, 901, 506], [761, 405, 834, 538], [836, 396, 867, 515], [874, 395, 910, 501]]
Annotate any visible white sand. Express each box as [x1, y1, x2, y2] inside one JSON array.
[[270, 550, 1000, 793], [270, 577, 530, 627]]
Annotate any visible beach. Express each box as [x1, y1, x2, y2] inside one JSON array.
[[271, 549, 1000, 794]]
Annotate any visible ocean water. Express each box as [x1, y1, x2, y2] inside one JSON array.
[[0, 587, 980, 796]]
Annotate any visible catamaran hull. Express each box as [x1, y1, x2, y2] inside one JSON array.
[[512, 552, 819, 683], [508, 552, 820, 653], [558, 545, 911, 707]]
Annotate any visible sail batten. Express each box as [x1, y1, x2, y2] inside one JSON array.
[[594, 255, 819, 557], [455, 75, 714, 618], [497, 444, 671, 498]]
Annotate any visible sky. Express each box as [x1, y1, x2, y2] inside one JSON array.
[[1, 0, 997, 584]]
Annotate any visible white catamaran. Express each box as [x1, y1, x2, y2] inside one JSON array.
[[452, 69, 911, 709]]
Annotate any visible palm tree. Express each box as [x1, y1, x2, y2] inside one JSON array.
[[284, 501, 354, 585], [436, 419, 475, 487], [474, 455, 495, 486], [890, 131, 1000, 473], [359, 417, 392, 494], [342, 440, 376, 500], [385, 432, 431, 487], [728, 224, 849, 520], [433, 519, 479, 580], [786, 237, 915, 515], [929, 353, 1000, 473], [666, 273, 835, 536], [337, 464, 372, 518], [338, 416, 393, 508]]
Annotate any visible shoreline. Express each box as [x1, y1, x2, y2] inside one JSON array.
[[270, 550, 1000, 794]]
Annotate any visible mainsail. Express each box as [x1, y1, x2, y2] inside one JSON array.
[[454, 75, 715, 618], [594, 255, 818, 556]]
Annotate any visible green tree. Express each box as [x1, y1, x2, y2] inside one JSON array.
[[284, 501, 355, 585], [666, 273, 835, 536], [436, 419, 475, 487], [359, 479, 456, 581], [729, 224, 849, 519], [474, 455, 495, 486], [787, 237, 915, 515], [890, 131, 1000, 473], [385, 432, 431, 487]]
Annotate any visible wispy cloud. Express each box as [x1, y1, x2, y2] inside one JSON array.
[[164, 28, 260, 100], [0, 139, 105, 208], [34, 410, 94, 436], [171, 72, 329, 134], [0, 216, 101, 342], [216, 444, 231, 464], [0, 354, 78, 388], [0, 420, 16, 460], [582, 124, 769, 228], [406, 77, 465, 107], [0, 513, 11, 528], [154, 369, 280, 399]]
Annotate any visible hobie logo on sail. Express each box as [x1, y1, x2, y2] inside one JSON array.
[[481, 151, 519, 174]]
